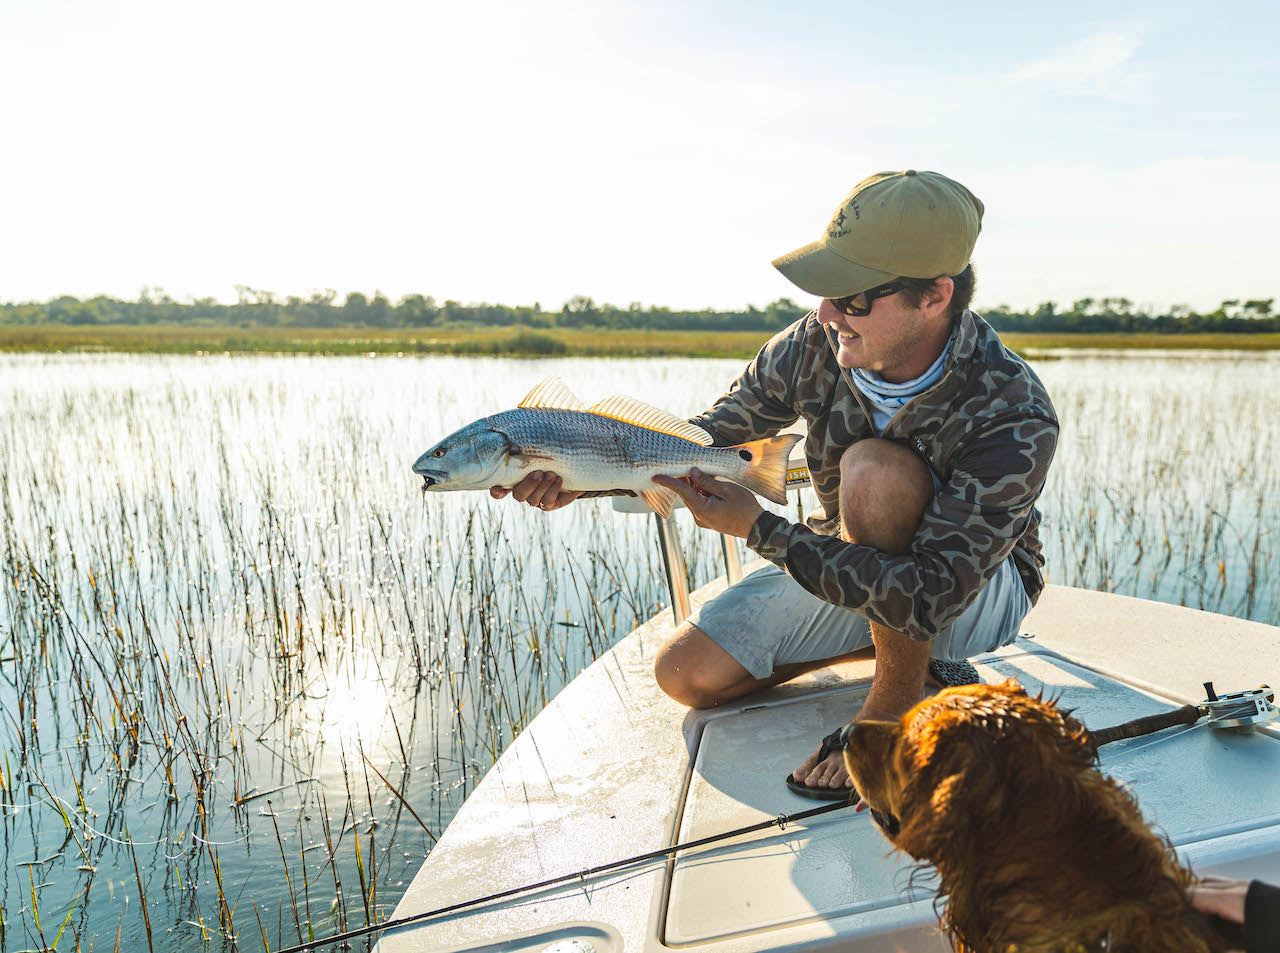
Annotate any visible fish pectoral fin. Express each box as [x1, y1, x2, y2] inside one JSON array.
[[638, 486, 678, 519], [518, 377, 587, 412], [587, 395, 713, 445]]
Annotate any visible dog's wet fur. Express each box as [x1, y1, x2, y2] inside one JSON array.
[[842, 679, 1243, 952]]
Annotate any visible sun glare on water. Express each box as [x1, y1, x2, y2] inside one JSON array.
[[309, 674, 389, 745]]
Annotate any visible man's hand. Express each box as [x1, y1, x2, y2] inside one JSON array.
[[652, 468, 765, 539], [1188, 877, 1248, 925], [490, 471, 582, 511]]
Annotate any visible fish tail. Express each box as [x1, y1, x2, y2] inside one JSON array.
[[733, 434, 803, 504]]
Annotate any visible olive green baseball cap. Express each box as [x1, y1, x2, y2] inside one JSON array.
[[772, 169, 984, 297]]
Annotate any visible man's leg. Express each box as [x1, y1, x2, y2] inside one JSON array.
[[790, 439, 935, 791], [654, 621, 871, 710], [653, 438, 933, 695]]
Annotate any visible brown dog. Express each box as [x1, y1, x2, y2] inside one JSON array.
[[842, 679, 1240, 953]]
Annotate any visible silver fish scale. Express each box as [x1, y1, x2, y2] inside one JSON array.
[[488, 408, 743, 489]]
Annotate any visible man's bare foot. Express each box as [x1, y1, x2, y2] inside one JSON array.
[[790, 742, 853, 791], [790, 707, 908, 791]]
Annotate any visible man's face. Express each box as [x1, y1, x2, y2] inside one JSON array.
[[816, 290, 932, 382]]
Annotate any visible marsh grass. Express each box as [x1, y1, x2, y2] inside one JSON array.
[[1, 324, 1278, 358], [0, 324, 774, 358], [1035, 356, 1280, 621], [0, 353, 730, 952], [0, 351, 1274, 952]]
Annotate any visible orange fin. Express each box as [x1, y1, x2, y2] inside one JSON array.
[[518, 377, 586, 411], [587, 395, 713, 445], [638, 486, 677, 519]]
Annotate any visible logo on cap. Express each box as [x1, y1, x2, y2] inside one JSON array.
[[827, 200, 860, 240]]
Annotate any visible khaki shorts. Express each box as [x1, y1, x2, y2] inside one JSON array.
[[688, 559, 1030, 680]]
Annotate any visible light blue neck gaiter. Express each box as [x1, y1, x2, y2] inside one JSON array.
[[848, 330, 954, 435]]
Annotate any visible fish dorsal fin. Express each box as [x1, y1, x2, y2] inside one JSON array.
[[518, 377, 587, 411], [587, 395, 713, 445]]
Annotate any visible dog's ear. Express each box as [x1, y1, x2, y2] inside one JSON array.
[[896, 771, 968, 859], [893, 703, 1025, 862]]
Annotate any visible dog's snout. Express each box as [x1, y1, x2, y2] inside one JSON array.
[[870, 807, 901, 838]]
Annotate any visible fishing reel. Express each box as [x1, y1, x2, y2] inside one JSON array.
[[1200, 682, 1278, 732]]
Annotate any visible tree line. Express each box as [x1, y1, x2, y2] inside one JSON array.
[[1, 289, 1276, 334]]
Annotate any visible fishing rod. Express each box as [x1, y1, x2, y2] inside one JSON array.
[[274, 799, 854, 953], [278, 680, 1278, 953], [1088, 682, 1276, 747]]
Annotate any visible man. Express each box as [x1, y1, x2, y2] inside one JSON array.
[[496, 169, 1058, 798]]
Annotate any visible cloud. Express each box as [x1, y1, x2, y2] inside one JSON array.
[[1000, 30, 1152, 102]]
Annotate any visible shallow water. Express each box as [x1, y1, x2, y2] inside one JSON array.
[[0, 350, 1275, 952]]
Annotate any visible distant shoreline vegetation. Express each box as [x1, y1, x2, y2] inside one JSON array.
[[2, 325, 1277, 358], [1, 291, 1277, 356], [3, 290, 1277, 333]]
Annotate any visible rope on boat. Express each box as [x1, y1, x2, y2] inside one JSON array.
[[273, 799, 857, 953]]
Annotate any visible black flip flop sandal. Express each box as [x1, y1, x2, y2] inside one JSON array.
[[784, 661, 979, 800], [784, 727, 859, 801]]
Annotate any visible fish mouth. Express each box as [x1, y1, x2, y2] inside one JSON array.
[[412, 458, 447, 488], [415, 470, 448, 490]]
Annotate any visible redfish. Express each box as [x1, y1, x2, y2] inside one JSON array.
[[412, 377, 801, 518]]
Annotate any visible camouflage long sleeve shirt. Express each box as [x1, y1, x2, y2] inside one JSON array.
[[687, 309, 1059, 641]]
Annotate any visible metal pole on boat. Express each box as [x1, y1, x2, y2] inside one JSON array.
[[720, 532, 743, 586], [655, 511, 692, 624]]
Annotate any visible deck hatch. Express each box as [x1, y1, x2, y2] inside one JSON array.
[[664, 647, 1280, 946]]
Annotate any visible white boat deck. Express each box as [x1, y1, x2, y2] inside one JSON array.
[[378, 580, 1280, 953]]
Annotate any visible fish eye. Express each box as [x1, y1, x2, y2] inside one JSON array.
[[433, 448, 446, 458]]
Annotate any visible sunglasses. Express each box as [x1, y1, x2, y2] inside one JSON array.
[[829, 279, 907, 318]]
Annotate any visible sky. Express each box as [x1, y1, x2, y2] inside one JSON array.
[[1, 0, 1278, 313]]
